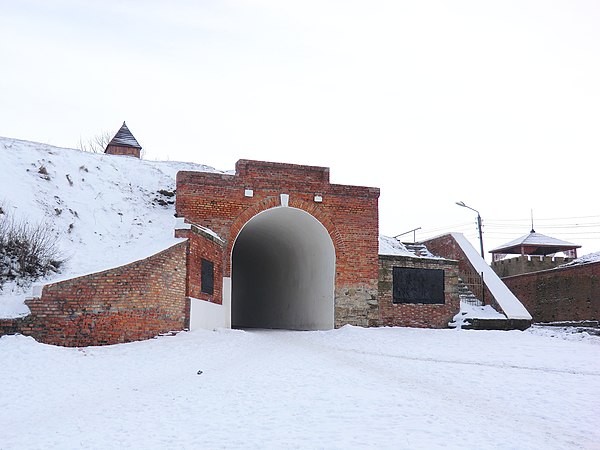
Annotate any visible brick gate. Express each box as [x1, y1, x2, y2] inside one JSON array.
[[175, 159, 380, 329]]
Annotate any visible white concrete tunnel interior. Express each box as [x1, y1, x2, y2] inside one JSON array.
[[231, 207, 335, 330]]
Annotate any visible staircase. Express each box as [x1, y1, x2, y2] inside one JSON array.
[[457, 278, 483, 306], [403, 242, 435, 258]]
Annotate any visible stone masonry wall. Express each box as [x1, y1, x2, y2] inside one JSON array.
[[176, 159, 380, 327], [378, 255, 459, 328], [502, 261, 600, 323], [492, 255, 574, 278], [11, 241, 188, 347]]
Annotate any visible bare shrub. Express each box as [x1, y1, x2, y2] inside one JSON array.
[[78, 131, 112, 154], [0, 210, 65, 287]]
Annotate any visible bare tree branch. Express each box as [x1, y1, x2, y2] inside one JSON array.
[[78, 131, 112, 153]]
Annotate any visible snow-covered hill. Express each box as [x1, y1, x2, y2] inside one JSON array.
[[0, 136, 222, 317]]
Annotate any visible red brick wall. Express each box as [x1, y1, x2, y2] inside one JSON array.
[[502, 261, 600, 323], [14, 241, 188, 346], [378, 255, 459, 328], [0, 319, 20, 336], [105, 145, 141, 158], [176, 159, 380, 327], [175, 225, 224, 305], [423, 234, 503, 313]]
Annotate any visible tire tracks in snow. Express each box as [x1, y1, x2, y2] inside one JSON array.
[[327, 346, 600, 377], [248, 330, 600, 377]]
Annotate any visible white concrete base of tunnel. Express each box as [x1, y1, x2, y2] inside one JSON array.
[[231, 206, 335, 330]]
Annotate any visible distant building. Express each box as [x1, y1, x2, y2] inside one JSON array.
[[105, 122, 142, 158], [490, 229, 580, 277]]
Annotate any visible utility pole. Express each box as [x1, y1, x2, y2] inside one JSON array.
[[456, 201, 484, 259]]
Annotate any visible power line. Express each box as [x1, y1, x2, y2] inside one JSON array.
[[487, 214, 600, 222], [416, 222, 475, 235], [485, 223, 600, 229], [405, 214, 600, 250]]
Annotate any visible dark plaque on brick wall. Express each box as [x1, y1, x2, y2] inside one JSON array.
[[393, 267, 444, 304], [201, 258, 214, 295]]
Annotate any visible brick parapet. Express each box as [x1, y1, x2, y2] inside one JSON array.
[[235, 159, 330, 184], [492, 255, 575, 277], [177, 166, 373, 198], [5, 241, 188, 346]]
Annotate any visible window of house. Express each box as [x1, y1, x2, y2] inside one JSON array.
[[201, 258, 214, 295], [392, 267, 444, 304]]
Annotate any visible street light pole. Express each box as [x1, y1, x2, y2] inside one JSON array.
[[456, 201, 484, 259]]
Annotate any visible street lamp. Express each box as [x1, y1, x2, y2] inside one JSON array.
[[456, 201, 484, 259]]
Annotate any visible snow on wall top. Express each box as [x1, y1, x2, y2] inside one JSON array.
[[107, 122, 142, 149], [378, 236, 444, 259], [0, 135, 223, 318], [29, 236, 189, 297], [450, 232, 532, 320], [560, 251, 600, 267], [379, 236, 415, 257], [175, 218, 225, 244]]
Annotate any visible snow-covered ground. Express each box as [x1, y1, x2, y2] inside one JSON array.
[[1, 325, 599, 449], [0, 136, 220, 317], [450, 303, 507, 328]]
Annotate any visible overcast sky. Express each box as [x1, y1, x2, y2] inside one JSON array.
[[1, 0, 599, 259]]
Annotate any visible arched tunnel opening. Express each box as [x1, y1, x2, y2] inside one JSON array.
[[231, 207, 335, 330]]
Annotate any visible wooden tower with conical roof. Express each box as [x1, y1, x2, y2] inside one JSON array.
[[105, 122, 142, 158], [490, 229, 580, 262], [490, 229, 581, 277]]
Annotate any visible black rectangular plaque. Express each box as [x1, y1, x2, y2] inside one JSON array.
[[201, 258, 214, 295], [392, 267, 445, 304]]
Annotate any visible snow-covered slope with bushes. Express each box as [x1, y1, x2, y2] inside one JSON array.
[[0, 136, 221, 317]]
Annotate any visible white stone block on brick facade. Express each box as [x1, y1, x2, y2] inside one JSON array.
[[174, 217, 191, 230], [280, 193, 289, 207]]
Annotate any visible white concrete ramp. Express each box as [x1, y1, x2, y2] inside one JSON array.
[[451, 233, 532, 320]]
